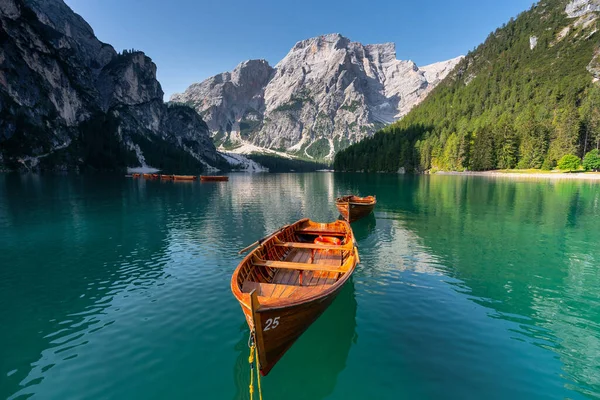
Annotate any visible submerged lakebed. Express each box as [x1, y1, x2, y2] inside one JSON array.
[[1, 173, 599, 399]]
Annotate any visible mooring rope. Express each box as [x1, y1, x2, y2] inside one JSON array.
[[248, 333, 263, 400]]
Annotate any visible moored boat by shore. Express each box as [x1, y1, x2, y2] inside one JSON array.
[[231, 218, 359, 376], [201, 175, 229, 182], [173, 175, 197, 181], [335, 195, 376, 223]]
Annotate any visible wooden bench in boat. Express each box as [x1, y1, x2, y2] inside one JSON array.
[[253, 259, 347, 273], [273, 241, 350, 251], [296, 229, 346, 236]]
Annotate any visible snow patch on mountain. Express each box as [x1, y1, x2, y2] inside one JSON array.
[[219, 152, 268, 171]]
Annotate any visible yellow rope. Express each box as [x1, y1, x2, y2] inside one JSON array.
[[248, 345, 254, 400], [255, 343, 263, 400], [248, 335, 263, 400]]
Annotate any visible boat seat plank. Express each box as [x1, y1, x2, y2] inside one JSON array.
[[295, 229, 346, 237], [274, 242, 348, 250], [253, 259, 345, 273]]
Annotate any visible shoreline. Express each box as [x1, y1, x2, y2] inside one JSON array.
[[434, 170, 600, 180]]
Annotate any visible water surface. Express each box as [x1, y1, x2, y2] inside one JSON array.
[[1, 173, 599, 399]]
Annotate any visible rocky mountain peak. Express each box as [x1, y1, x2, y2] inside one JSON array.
[[290, 33, 350, 53], [364, 42, 398, 64], [172, 34, 462, 160], [231, 59, 273, 86]]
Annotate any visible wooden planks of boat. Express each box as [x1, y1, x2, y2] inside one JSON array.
[[143, 173, 159, 180], [173, 175, 197, 181], [200, 175, 229, 182], [160, 174, 174, 180], [335, 195, 376, 223], [231, 218, 360, 376], [132, 173, 141, 178]]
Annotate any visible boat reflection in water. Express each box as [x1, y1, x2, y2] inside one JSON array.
[[232, 279, 357, 400], [349, 212, 376, 242]]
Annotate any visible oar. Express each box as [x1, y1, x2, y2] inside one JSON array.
[[238, 224, 290, 255]]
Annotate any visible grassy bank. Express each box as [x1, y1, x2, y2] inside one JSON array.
[[434, 169, 600, 180]]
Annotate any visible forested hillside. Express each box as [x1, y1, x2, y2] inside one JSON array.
[[334, 0, 600, 172]]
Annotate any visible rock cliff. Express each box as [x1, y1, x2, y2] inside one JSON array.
[[0, 0, 225, 171]]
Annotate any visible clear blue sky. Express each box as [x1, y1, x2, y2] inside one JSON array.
[[65, 0, 534, 100]]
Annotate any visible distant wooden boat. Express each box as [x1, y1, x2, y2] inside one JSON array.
[[335, 195, 376, 223], [160, 174, 174, 180], [231, 218, 359, 376], [201, 175, 229, 182], [143, 173, 159, 180], [173, 175, 197, 181]]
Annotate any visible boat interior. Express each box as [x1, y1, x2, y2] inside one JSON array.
[[237, 222, 355, 301], [337, 195, 376, 204]]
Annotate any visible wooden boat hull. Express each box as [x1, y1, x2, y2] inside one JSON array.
[[231, 218, 359, 376], [173, 175, 197, 181], [241, 280, 346, 376], [201, 175, 229, 182], [335, 195, 376, 223], [231, 279, 357, 398]]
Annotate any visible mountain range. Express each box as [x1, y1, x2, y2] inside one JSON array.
[[5, 0, 597, 173], [171, 35, 462, 161]]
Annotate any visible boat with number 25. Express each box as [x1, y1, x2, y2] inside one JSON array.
[[231, 218, 359, 376]]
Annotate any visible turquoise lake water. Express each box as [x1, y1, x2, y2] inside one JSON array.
[[1, 173, 599, 399]]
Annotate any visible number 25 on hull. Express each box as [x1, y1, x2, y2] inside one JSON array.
[[244, 286, 344, 376]]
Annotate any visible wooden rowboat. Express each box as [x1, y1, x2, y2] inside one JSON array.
[[231, 218, 359, 376], [335, 195, 376, 223], [200, 175, 228, 182], [173, 175, 197, 181]]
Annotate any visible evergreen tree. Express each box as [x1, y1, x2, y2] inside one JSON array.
[[471, 128, 496, 171], [495, 114, 519, 169], [515, 107, 549, 168], [580, 86, 600, 152], [548, 105, 581, 164]]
